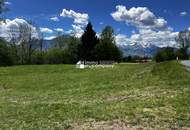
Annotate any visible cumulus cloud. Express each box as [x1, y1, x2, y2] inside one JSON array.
[[60, 9, 89, 25], [0, 18, 40, 44], [112, 5, 179, 48], [60, 9, 89, 37], [115, 29, 178, 48], [100, 22, 104, 25], [64, 30, 73, 35], [44, 36, 56, 40], [115, 34, 131, 46], [136, 29, 178, 47], [180, 11, 187, 16], [71, 24, 84, 37], [40, 27, 53, 33], [50, 16, 59, 22], [54, 28, 64, 32], [111, 5, 168, 31], [4, 1, 11, 5]]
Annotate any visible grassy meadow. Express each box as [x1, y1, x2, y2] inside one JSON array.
[[0, 61, 190, 129]]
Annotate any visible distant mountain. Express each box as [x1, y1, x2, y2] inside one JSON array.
[[41, 38, 177, 57], [42, 39, 163, 57], [42, 39, 54, 50], [42, 35, 75, 50], [119, 44, 164, 57]]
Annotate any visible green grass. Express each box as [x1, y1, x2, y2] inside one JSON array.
[[0, 61, 190, 129]]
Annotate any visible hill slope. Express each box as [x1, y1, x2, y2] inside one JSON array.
[[0, 62, 190, 129]]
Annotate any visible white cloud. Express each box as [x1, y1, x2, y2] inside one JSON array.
[[71, 24, 84, 38], [40, 27, 53, 33], [60, 9, 89, 25], [188, 27, 190, 31], [54, 28, 64, 32], [50, 16, 59, 22], [0, 18, 40, 44], [132, 30, 136, 34], [134, 29, 178, 48], [44, 36, 56, 40], [111, 5, 167, 30], [180, 12, 187, 16], [115, 30, 179, 48], [112, 5, 179, 48], [60, 9, 89, 37], [115, 34, 131, 46], [4, 1, 11, 5], [63, 25, 85, 38], [65, 29, 73, 34], [100, 22, 104, 25]]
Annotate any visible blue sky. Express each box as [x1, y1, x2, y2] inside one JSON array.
[[3, 0, 190, 47]]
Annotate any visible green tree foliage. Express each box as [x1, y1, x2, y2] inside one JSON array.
[[176, 48, 189, 60], [31, 51, 45, 64], [62, 37, 79, 64], [5, 20, 43, 65], [0, 21, 124, 66], [154, 47, 176, 62], [0, 39, 13, 66], [53, 34, 67, 49], [176, 29, 190, 49], [95, 26, 122, 61], [79, 22, 99, 61], [45, 49, 63, 64], [30, 36, 80, 64]]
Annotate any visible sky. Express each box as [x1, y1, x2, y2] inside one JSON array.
[[2, 0, 190, 47]]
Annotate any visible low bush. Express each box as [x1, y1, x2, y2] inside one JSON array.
[[0, 39, 13, 66], [154, 47, 176, 62], [176, 48, 189, 60]]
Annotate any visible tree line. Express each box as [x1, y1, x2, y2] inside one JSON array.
[[0, 0, 189, 66], [154, 29, 190, 62], [0, 21, 122, 66], [1, 22, 190, 66], [0, 1, 122, 66]]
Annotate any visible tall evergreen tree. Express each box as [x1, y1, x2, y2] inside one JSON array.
[[0, 39, 13, 66], [79, 22, 99, 62], [95, 26, 122, 61]]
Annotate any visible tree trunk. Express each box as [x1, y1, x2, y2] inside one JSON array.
[[21, 43, 24, 65]]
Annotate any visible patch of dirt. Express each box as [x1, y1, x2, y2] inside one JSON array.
[[72, 120, 143, 130], [0, 85, 6, 91], [103, 87, 177, 102], [0, 84, 11, 92], [71, 119, 179, 130]]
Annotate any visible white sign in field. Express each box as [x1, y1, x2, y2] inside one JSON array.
[[76, 61, 85, 69], [76, 61, 115, 69]]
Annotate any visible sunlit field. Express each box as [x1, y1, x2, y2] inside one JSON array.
[[0, 61, 190, 129]]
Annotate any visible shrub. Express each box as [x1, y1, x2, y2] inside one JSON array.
[[0, 39, 13, 66], [31, 51, 45, 64], [154, 47, 176, 62], [176, 48, 189, 60], [45, 49, 64, 64]]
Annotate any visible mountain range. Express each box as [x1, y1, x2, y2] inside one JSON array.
[[42, 38, 164, 57], [0, 18, 183, 57], [119, 44, 164, 57]]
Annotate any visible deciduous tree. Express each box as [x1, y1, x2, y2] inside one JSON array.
[[95, 26, 122, 62]]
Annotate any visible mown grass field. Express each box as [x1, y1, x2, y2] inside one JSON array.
[[0, 61, 190, 130]]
